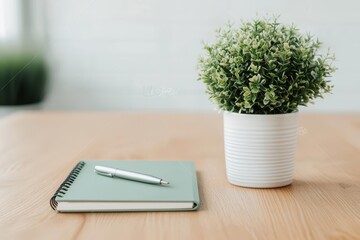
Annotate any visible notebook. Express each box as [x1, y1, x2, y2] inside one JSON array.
[[50, 160, 200, 212]]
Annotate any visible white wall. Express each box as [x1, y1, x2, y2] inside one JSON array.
[[42, 0, 360, 112]]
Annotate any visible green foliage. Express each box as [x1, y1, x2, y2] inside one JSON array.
[[198, 17, 335, 114], [0, 52, 47, 105]]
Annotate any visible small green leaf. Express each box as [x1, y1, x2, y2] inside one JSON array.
[[284, 42, 290, 50], [243, 91, 251, 97], [251, 88, 259, 93], [244, 101, 251, 108], [250, 63, 257, 72]]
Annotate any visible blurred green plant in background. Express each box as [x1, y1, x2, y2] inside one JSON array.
[[0, 52, 47, 105]]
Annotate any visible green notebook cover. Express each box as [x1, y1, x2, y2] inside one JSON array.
[[51, 160, 200, 212]]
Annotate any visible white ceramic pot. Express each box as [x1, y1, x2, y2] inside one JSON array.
[[224, 111, 298, 188]]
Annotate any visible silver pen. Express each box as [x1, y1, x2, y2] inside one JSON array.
[[94, 166, 170, 185]]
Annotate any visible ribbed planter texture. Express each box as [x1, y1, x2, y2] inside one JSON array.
[[224, 111, 298, 188]]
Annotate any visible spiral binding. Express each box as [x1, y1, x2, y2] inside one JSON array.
[[50, 161, 86, 210]]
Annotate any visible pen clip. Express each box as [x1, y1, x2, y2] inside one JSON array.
[[94, 169, 113, 177]]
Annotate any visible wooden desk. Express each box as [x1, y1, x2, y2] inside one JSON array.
[[0, 112, 359, 240]]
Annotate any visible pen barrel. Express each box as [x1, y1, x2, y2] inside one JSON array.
[[114, 169, 161, 184]]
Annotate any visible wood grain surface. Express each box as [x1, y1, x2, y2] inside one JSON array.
[[0, 112, 359, 240]]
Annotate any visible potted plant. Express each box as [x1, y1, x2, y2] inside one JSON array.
[[198, 17, 335, 188], [0, 52, 47, 105]]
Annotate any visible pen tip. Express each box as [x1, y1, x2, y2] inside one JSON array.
[[160, 180, 170, 185]]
